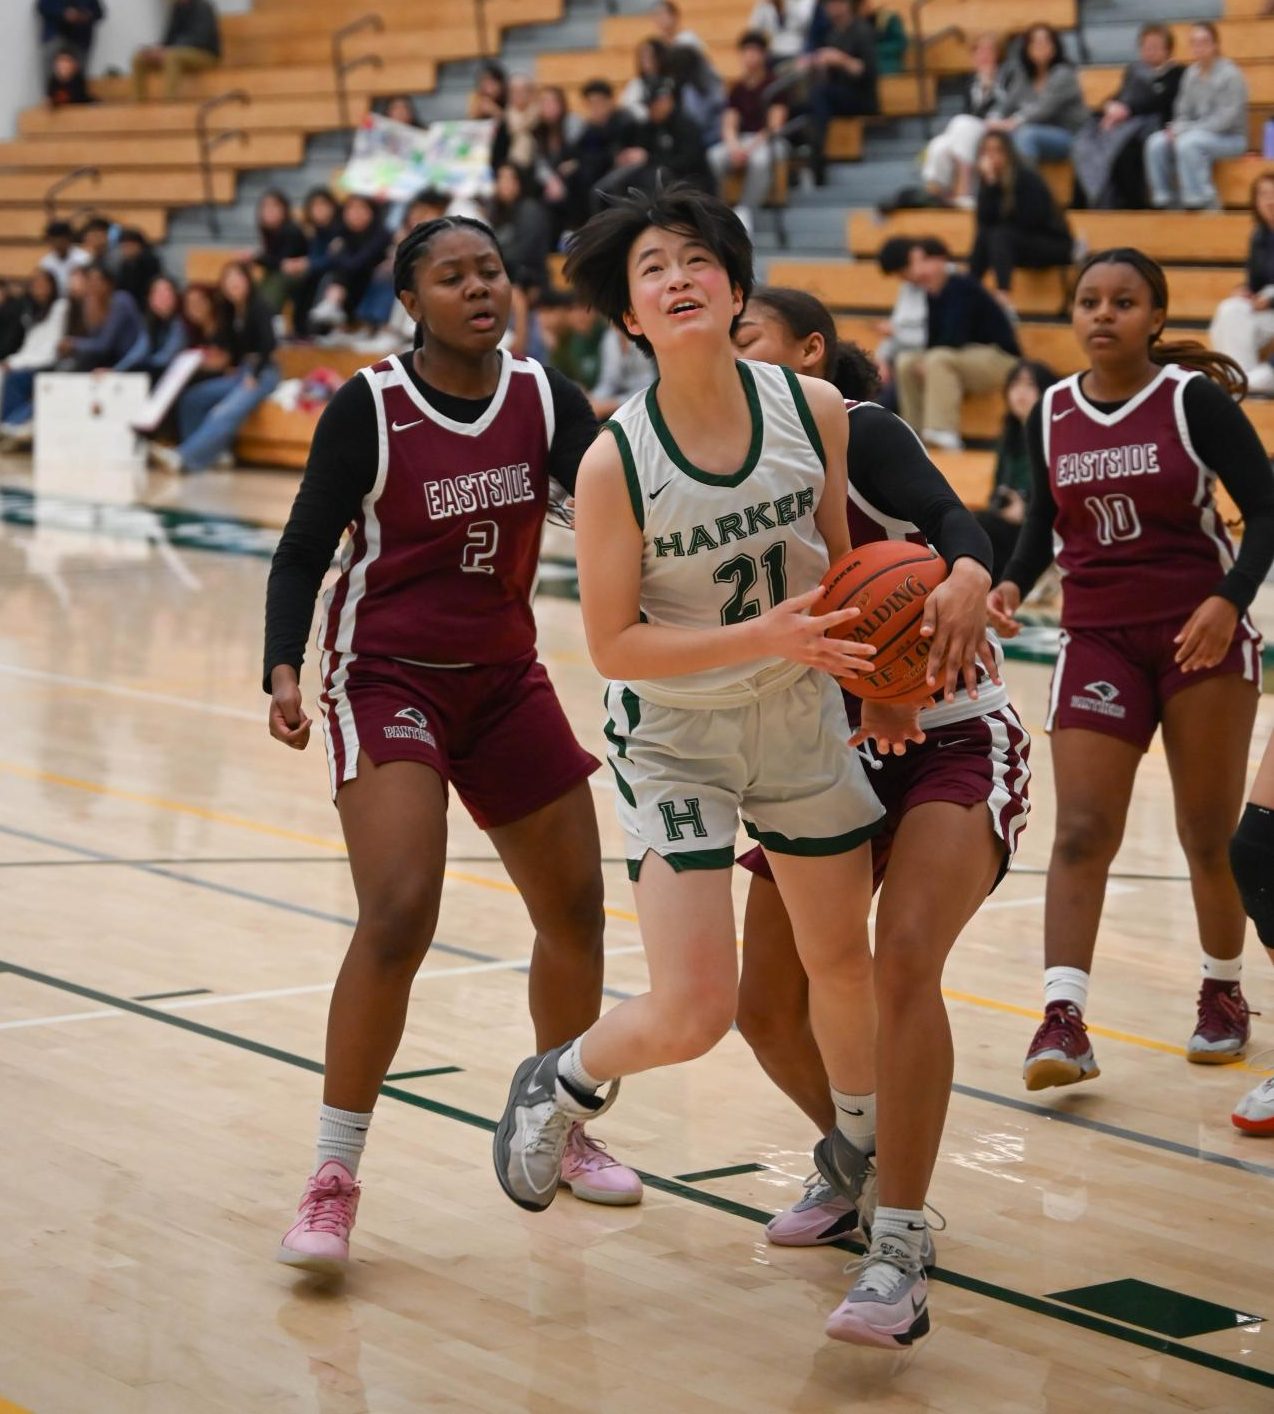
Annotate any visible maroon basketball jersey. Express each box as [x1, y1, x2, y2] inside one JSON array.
[[1043, 367, 1242, 629], [319, 351, 553, 665]]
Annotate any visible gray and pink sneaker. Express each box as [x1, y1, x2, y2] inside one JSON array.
[[825, 1233, 930, 1348], [277, 1159, 360, 1275], [766, 1175, 859, 1246], [558, 1124, 643, 1205]]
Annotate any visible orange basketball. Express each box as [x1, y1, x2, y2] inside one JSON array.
[[815, 542, 949, 702]]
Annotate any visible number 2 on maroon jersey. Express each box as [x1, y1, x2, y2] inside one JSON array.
[[461, 520, 499, 574], [1084, 493, 1142, 547]]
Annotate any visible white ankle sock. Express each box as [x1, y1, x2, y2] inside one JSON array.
[[870, 1205, 927, 1265], [1044, 966, 1089, 1012], [1201, 955, 1243, 983], [316, 1104, 373, 1177], [830, 1087, 876, 1155], [558, 1036, 603, 1095]]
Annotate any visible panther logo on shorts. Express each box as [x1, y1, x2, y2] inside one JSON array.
[[384, 706, 438, 745], [1071, 680, 1126, 719]]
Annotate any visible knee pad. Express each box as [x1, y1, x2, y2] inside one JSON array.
[[1230, 803, 1274, 949]]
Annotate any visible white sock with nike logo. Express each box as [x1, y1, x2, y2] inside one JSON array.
[[316, 1103, 373, 1177], [870, 1206, 927, 1267], [830, 1087, 876, 1155], [1043, 965, 1089, 1012]]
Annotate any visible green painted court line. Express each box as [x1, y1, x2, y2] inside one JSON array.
[[1050, 1278, 1264, 1339], [385, 1066, 464, 1081], [3, 958, 1272, 1392], [674, 1163, 769, 1183], [134, 987, 212, 1002]]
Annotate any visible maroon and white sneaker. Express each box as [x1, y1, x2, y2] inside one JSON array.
[[1187, 980, 1252, 1064], [1023, 1002, 1100, 1091], [277, 1159, 360, 1275], [558, 1123, 643, 1205], [766, 1174, 859, 1247]]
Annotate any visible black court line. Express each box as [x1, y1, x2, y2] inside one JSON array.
[[3, 819, 1271, 1180], [386, 1066, 464, 1081], [674, 1163, 769, 1183], [134, 988, 211, 1002], [2, 957, 1270, 1394]]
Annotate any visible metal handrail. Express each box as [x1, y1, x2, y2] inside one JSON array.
[[195, 91, 250, 235], [332, 14, 385, 130], [44, 166, 100, 218]]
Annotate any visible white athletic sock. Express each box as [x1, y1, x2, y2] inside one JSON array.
[[557, 1036, 603, 1096], [870, 1206, 927, 1266], [1044, 966, 1089, 1012], [830, 1087, 876, 1155], [1201, 955, 1243, 983], [316, 1104, 373, 1177]]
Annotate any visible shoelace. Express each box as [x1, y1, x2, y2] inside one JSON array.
[[1035, 1003, 1085, 1052], [1196, 986, 1252, 1036], [566, 1127, 617, 1169], [301, 1175, 357, 1235], [849, 1239, 923, 1298], [528, 1106, 575, 1156]]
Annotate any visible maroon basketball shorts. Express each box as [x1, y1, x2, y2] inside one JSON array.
[[1045, 618, 1263, 752], [318, 651, 598, 828], [737, 706, 1032, 894]]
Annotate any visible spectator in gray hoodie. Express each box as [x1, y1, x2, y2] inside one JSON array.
[[987, 24, 1087, 167], [1144, 22, 1248, 210]]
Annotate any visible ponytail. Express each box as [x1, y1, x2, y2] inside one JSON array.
[[748, 284, 881, 400], [1076, 247, 1248, 399]]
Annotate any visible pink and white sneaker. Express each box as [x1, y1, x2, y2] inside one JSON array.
[[558, 1123, 643, 1205], [277, 1159, 360, 1275], [766, 1175, 859, 1246], [825, 1234, 930, 1348]]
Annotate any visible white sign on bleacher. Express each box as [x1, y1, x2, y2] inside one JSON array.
[[341, 114, 495, 203], [34, 372, 149, 505]]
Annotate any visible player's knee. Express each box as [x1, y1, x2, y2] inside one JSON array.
[[1052, 808, 1123, 868], [1176, 812, 1233, 870], [735, 977, 803, 1059], [651, 986, 737, 1062], [874, 927, 944, 1008], [533, 871, 606, 951], [356, 879, 442, 970], [1231, 804, 1274, 947]]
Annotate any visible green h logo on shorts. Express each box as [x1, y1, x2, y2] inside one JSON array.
[[658, 797, 709, 842]]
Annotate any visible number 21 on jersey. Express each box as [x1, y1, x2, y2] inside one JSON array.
[[714, 542, 788, 624]]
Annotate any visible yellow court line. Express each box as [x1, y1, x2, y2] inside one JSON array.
[[0, 1399, 34, 1414], [6, 758, 1268, 1072]]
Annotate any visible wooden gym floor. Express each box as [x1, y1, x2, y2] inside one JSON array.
[[0, 462, 1272, 1413]]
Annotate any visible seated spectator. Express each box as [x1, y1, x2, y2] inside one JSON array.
[[487, 164, 552, 295], [36, 1, 104, 74], [154, 261, 279, 474], [708, 31, 789, 234], [250, 189, 307, 319], [115, 228, 162, 309], [491, 74, 543, 176], [285, 187, 342, 336], [380, 95, 420, 128], [1144, 23, 1248, 211], [650, 0, 706, 54], [468, 60, 508, 120], [747, 0, 816, 61], [589, 328, 652, 418], [968, 131, 1074, 310], [558, 80, 639, 231], [974, 359, 1058, 580], [1072, 25, 1181, 211], [921, 33, 1004, 206], [620, 38, 670, 121], [47, 47, 92, 106], [58, 263, 142, 371], [307, 195, 392, 334], [0, 270, 68, 442], [132, 0, 221, 102], [116, 274, 188, 382], [988, 23, 1086, 167], [1211, 173, 1274, 391], [76, 214, 112, 266], [181, 281, 219, 347], [596, 79, 716, 202], [873, 235, 931, 407], [894, 236, 1021, 450], [665, 38, 725, 146], [798, 0, 878, 185], [533, 85, 582, 232], [39, 219, 90, 294], [550, 293, 608, 390]]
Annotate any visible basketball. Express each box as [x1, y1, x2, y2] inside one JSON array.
[[815, 542, 949, 702]]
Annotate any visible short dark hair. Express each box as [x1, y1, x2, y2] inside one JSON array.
[[917, 236, 950, 258], [44, 219, 74, 241], [738, 28, 769, 49], [79, 216, 111, 236], [1137, 22, 1173, 52], [582, 78, 615, 99], [563, 182, 753, 359], [409, 186, 452, 212], [877, 236, 914, 274]]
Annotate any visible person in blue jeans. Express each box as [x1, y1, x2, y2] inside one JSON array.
[[987, 23, 1086, 168], [153, 261, 279, 473]]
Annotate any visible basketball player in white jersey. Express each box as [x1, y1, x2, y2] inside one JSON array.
[[492, 189, 919, 1347]]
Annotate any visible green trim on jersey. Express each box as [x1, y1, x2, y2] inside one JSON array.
[[644, 361, 764, 489], [781, 365, 826, 470], [603, 419, 645, 530], [627, 846, 737, 880], [743, 816, 885, 857]]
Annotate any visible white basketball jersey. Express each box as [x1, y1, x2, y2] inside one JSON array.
[[604, 359, 829, 708]]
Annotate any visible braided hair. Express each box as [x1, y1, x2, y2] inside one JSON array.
[[746, 284, 881, 400], [392, 215, 509, 350], [1075, 248, 1247, 399]]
